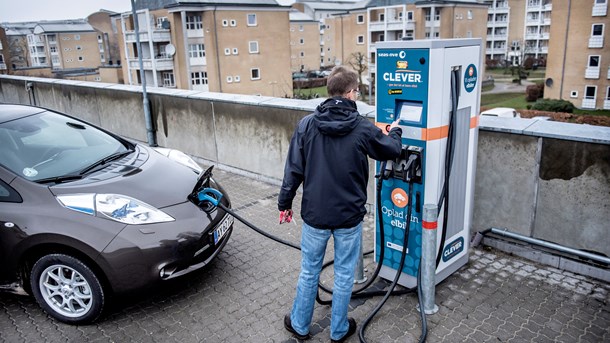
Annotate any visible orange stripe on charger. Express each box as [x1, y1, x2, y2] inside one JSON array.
[[376, 115, 479, 140]]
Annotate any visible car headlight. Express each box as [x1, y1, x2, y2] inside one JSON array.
[[56, 194, 175, 225], [153, 147, 203, 174]]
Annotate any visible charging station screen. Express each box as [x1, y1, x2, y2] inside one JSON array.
[[398, 102, 423, 123]]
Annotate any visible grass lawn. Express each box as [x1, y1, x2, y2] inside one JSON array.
[[481, 92, 529, 109]]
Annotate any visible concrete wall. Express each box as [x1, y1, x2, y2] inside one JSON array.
[[1, 75, 609, 261]]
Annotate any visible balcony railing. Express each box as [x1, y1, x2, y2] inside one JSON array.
[[0, 63, 6, 70], [589, 36, 604, 48], [593, 3, 608, 16], [585, 67, 600, 79], [604, 100, 610, 110], [128, 57, 174, 71], [582, 98, 596, 109], [125, 29, 171, 43]]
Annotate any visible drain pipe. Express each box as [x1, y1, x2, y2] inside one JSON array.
[[472, 227, 610, 266]]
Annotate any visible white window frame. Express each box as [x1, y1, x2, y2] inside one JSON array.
[[300, 38, 304, 45], [191, 71, 208, 85], [234, 75, 240, 83], [585, 85, 597, 99], [74, 34, 80, 40], [357, 35, 364, 44], [299, 25, 304, 31], [76, 45, 82, 51], [232, 48, 238, 55], [251, 68, 260, 80], [230, 19, 237, 27], [592, 24, 604, 37], [588, 55, 601, 67], [249, 41, 259, 54], [156, 17, 168, 28], [357, 14, 364, 24], [226, 76, 233, 83], [467, 10, 473, 20], [189, 44, 205, 58], [247, 14, 257, 26], [162, 72, 175, 87], [224, 48, 231, 55], [570, 91, 578, 98], [186, 15, 203, 30], [300, 51, 304, 57], [222, 19, 229, 27]]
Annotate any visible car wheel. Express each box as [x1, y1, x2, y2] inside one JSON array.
[[30, 254, 105, 324]]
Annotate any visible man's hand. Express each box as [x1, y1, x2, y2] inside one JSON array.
[[279, 209, 294, 224], [389, 118, 401, 131]]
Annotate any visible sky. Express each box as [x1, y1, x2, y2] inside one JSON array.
[[0, 0, 297, 23]]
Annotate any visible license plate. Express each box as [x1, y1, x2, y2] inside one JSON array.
[[213, 215, 233, 245]]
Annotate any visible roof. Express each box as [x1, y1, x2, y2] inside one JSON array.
[[33, 22, 95, 34], [136, 0, 284, 10], [289, 10, 316, 22]]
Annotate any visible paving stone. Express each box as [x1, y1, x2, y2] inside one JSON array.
[[1, 168, 609, 343]]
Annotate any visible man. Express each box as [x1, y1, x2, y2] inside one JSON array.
[[279, 66, 403, 342]]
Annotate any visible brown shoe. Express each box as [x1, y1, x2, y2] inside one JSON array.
[[331, 317, 357, 343]]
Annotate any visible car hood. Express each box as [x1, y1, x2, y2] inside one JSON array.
[[49, 145, 199, 209]]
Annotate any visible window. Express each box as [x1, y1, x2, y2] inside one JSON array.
[[99, 43, 104, 52], [299, 25, 304, 31], [222, 19, 229, 27], [224, 48, 231, 55], [589, 55, 600, 67], [249, 41, 259, 54], [232, 48, 238, 55], [100, 54, 105, 62], [51, 55, 60, 64], [379, 13, 385, 21], [357, 35, 364, 44], [230, 19, 237, 27], [186, 15, 203, 30], [592, 24, 604, 36], [94, 76, 101, 81], [379, 34, 384, 42], [247, 14, 257, 26], [606, 86, 610, 100], [162, 72, 175, 87], [468, 10, 473, 20], [300, 51, 304, 57], [49, 46, 57, 53], [191, 71, 208, 85], [234, 75, 240, 82], [74, 35, 80, 40], [156, 17, 168, 28], [585, 86, 597, 99], [76, 45, 82, 51], [226, 76, 233, 83], [357, 14, 364, 24], [189, 44, 206, 58], [300, 38, 304, 45], [570, 91, 578, 98], [251, 68, 260, 80], [0, 180, 21, 203], [78, 56, 83, 61]]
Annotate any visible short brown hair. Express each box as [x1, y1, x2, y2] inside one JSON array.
[[327, 66, 358, 97]]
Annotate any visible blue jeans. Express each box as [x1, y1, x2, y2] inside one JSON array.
[[290, 221, 362, 340]]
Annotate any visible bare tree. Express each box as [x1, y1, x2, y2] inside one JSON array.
[[347, 52, 368, 101], [504, 39, 536, 85]]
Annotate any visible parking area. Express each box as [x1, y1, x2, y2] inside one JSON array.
[[0, 168, 608, 343]]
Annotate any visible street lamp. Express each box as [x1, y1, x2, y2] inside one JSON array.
[[130, 0, 157, 147]]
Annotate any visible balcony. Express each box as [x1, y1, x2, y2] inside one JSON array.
[[607, 67, 610, 79], [585, 67, 600, 79], [128, 57, 174, 71], [489, 6, 509, 14], [589, 36, 604, 48], [124, 29, 171, 43], [0, 62, 6, 70]]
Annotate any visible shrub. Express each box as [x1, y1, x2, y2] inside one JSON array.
[[525, 83, 545, 102], [523, 57, 535, 70], [531, 99, 576, 113]]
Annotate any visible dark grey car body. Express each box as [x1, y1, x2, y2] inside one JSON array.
[[0, 104, 233, 322]]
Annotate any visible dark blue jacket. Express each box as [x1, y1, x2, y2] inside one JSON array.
[[278, 97, 403, 229]]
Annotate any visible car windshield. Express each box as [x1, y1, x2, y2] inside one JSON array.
[[0, 110, 131, 182]]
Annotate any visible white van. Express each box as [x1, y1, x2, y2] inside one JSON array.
[[480, 107, 521, 118]]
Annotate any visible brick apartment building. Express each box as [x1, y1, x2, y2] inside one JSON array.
[[118, 0, 293, 97]]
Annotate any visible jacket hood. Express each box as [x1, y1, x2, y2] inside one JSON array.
[[313, 97, 362, 136]]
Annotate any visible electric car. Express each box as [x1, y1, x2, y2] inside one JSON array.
[[0, 104, 233, 324]]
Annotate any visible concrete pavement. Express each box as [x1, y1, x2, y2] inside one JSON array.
[[0, 168, 608, 342]]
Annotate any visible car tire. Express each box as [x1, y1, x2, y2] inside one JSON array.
[[30, 254, 105, 324]]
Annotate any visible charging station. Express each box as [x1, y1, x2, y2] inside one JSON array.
[[374, 39, 482, 288]]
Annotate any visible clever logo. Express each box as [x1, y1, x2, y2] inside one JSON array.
[[442, 237, 464, 262]]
